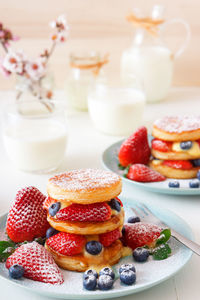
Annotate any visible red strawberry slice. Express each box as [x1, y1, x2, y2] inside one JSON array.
[[163, 160, 193, 170], [46, 232, 86, 256], [6, 186, 49, 243], [151, 139, 172, 152], [6, 242, 64, 284], [55, 202, 112, 222], [43, 196, 56, 210], [118, 126, 151, 167], [99, 228, 121, 247], [127, 164, 166, 182], [122, 223, 161, 250]]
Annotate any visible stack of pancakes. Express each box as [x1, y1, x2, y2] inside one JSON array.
[[150, 116, 200, 179], [44, 169, 124, 272]]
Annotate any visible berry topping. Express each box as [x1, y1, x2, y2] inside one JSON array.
[[99, 228, 121, 247], [151, 139, 172, 152], [127, 164, 166, 182], [120, 270, 136, 285], [189, 180, 200, 188], [108, 199, 121, 212], [168, 181, 180, 188], [49, 202, 61, 217], [197, 170, 200, 180], [9, 264, 24, 279], [133, 247, 149, 262], [56, 202, 111, 222], [43, 196, 55, 210], [46, 227, 59, 239], [192, 159, 200, 167], [180, 141, 193, 150], [127, 216, 141, 223], [46, 232, 86, 256], [122, 223, 161, 250], [85, 241, 102, 255], [99, 267, 115, 279], [118, 126, 151, 167], [98, 275, 114, 291], [83, 275, 97, 291], [119, 263, 136, 274], [6, 242, 64, 284], [6, 186, 49, 243], [163, 160, 193, 170], [83, 269, 98, 279]]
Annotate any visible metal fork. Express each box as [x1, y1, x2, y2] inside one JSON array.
[[131, 203, 200, 256]]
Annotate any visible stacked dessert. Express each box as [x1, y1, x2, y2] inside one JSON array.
[[150, 116, 200, 179], [43, 169, 125, 272]]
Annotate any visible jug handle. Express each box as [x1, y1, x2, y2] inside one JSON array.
[[160, 18, 191, 59]]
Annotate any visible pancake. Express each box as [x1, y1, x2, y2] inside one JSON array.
[[151, 148, 200, 160], [152, 116, 200, 141], [47, 208, 124, 235], [150, 160, 199, 179], [45, 240, 123, 272], [47, 169, 122, 204]]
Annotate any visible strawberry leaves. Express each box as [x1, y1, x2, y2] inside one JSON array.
[[0, 241, 15, 262]]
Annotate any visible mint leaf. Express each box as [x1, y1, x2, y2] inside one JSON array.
[[156, 229, 171, 246], [0, 241, 15, 262], [153, 243, 172, 260]]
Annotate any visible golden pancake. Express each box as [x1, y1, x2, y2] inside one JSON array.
[[47, 208, 124, 235], [152, 116, 200, 141], [47, 169, 122, 204], [150, 160, 200, 179], [151, 148, 200, 160], [45, 240, 123, 272]]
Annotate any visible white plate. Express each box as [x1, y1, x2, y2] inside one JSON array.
[[0, 198, 193, 299]]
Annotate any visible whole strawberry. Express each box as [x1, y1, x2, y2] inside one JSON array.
[[6, 242, 64, 284], [6, 186, 49, 243], [127, 164, 166, 182], [122, 223, 161, 250]]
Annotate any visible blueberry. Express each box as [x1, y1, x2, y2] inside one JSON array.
[[192, 159, 200, 167], [197, 170, 200, 180], [85, 241, 102, 255], [46, 227, 59, 239], [83, 275, 97, 290], [98, 275, 114, 290], [189, 180, 199, 188], [109, 199, 121, 212], [99, 267, 115, 279], [120, 270, 136, 285], [49, 202, 61, 217], [83, 269, 98, 279], [133, 247, 149, 262], [168, 181, 180, 188], [127, 216, 140, 223], [180, 141, 192, 150], [9, 264, 24, 279], [119, 263, 136, 274]]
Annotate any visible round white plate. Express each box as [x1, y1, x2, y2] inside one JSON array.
[[102, 140, 200, 195], [0, 198, 193, 299]]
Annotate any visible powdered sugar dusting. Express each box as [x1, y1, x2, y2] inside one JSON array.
[[154, 115, 200, 133], [49, 169, 121, 192]]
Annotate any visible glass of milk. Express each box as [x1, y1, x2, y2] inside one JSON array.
[[2, 100, 68, 173], [121, 5, 190, 103], [88, 83, 146, 136]]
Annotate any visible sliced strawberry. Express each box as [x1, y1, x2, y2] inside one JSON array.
[[151, 139, 172, 152], [197, 139, 200, 147], [43, 196, 55, 210], [122, 223, 161, 250], [99, 228, 121, 247], [46, 232, 86, 256], [6, 186, 49, 243], [127, 164, 166, 182], [118, 126, 151, 167], [163, 160, 193, 170], [6, 242, 64, 284], [56, 202, 112, 222]]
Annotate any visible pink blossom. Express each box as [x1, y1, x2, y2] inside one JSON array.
[[0, 57, 11, 77], [3, 50, 25, 74], [50, 14, 68, 31], [25, 58, 46, 81], [51, 31, 68, 43]]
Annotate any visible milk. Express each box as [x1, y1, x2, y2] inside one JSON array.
[[121, 46, 173, 103], [88, 87, 145, 136], [3, 119, 67, 172]]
